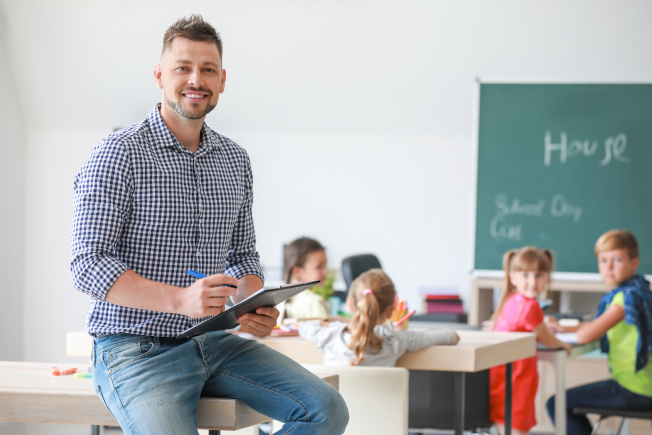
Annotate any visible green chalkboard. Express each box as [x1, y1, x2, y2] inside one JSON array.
[[474, 83, 652, 274]]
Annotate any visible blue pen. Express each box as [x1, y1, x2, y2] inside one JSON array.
[[187, 270, 238, 288]]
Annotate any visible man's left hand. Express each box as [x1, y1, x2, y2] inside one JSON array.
[[237, 307, 280, 337]]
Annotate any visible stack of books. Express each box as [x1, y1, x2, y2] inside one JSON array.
[[415, 287, 466, 323]]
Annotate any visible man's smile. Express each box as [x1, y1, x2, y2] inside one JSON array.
[[182, 92, 208, 101]]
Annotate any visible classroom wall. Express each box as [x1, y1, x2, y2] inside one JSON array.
[[0, 0, 651, 362], [0, 16, 25, 362]]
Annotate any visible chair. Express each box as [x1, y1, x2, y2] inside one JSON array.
[[272, 364, 409, 435], [572, 406, 652, 435], [408, 369, 492, 433], [340, 254, 382, 298]]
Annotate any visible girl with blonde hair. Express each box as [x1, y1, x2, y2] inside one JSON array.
[[489, 247, 571, 435], [299, 269, 458, 366]]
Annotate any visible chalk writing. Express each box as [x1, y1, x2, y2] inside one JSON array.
[[490, 194, 582, 240], [544, 131, 629, 166]]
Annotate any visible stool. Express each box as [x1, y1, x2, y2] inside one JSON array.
[[572, 406, 652, 435]]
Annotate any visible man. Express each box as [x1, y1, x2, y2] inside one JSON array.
[[71, 15, 348, 435]]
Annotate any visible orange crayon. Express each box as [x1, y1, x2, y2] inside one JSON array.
[[50, 366, 60, 376], [60, 368, 77, 375]]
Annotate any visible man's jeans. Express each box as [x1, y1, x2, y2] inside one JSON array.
[[92, 331, 349, 435], [546, 379, 652, 435]]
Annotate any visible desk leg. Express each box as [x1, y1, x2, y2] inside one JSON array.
[[208, 431, 220, 435], [91, 426, 99, 435], [555, 351, 567, 435], [454, 371, 465, 435], [505, 363, 512, 435]]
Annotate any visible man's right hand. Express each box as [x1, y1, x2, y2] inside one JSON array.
[[178, 274, 239, 318]]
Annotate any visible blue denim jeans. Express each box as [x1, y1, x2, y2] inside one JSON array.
[[92, 332, 348, 435], [546, 379, 652, 435]]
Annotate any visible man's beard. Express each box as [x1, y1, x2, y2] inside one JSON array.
[[165, 88, 216, 120]]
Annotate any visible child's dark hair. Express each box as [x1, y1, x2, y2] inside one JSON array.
[[283, 237, 325, 283], [347, 269, 396, 365], [491, 247, 554, 326]]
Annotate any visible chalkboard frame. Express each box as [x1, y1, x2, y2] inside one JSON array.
[[471, 78, 652, 280]]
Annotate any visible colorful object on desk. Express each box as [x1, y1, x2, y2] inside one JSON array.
[[187, 270, 237, 288], [394, 310, 416, 327], [390, 298, 411, 328], [420, 287, 464, 314], [51, 367, 77, 376], [74, 372, 93, 378]]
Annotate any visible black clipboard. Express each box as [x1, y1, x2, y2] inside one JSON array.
[[176, 280, 320, 338]]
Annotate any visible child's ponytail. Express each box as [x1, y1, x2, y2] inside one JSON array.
[[348, 290, 383, 366], [346, 269, 396, 366], [490, 249, 519, 325]]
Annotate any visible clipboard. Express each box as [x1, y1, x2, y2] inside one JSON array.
[[176, 281, 320, 338]]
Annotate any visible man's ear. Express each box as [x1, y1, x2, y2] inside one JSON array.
[[219, 68, 226, 94], [154, 64, 164, 90]]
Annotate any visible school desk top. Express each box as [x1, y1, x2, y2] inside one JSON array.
[[254, 330, 536, 372], [66, 330, 535, 372], [0, 361, 338, 430]]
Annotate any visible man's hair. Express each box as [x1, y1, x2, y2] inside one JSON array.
[[162, 14, 223, 60], [595, 229, 639, 259]]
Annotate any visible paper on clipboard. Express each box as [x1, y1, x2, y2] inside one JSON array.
[[555, 332, 578, 344]]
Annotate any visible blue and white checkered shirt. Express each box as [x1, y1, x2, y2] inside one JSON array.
[[71, 104, 263, 338]]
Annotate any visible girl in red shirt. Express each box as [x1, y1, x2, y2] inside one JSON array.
[[489, 247, 572, 435]]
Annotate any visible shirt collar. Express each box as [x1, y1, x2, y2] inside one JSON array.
[[146, 104, 221, 154]]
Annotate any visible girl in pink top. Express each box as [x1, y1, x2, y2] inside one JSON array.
[[489, 247, 571, 435]]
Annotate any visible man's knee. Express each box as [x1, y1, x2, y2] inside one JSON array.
[[311, 387, 349, 434]]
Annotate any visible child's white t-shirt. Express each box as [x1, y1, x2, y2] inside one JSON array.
[[286, 289, 329, 320], [299, 320, 458, 367]]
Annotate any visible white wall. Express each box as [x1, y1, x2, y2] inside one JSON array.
[[0, 12, 24, 362], [0, 0, 651, 362]]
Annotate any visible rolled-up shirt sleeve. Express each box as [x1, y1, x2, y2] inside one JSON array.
[[70, 138, 133, 301], [224, 153, 264, 281]]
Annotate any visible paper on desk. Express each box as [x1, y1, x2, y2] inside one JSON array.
[[555, 332, 578, 344]]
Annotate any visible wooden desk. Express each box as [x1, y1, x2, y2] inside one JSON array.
[[256, 330, 535, 371], [0, 361, 338, 434], [255, 330, 536, 435], [469, 277, 611, 326], [67, 330, 535, 435]]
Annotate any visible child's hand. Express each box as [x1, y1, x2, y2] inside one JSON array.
[[545, 315, 564, 333], [563, 342, 572, 355], [394, 321, 408, 331], [481, 320, 494, 331]]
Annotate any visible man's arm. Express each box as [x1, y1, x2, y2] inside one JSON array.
[[71, 139, 133, 301], [224, 154, 275, 336], [106, 270, 238, 318]]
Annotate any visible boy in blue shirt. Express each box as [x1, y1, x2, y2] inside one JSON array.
[[546, 230, 652, 434]]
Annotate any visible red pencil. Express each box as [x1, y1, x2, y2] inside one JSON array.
[[393, 310, 416, 327]]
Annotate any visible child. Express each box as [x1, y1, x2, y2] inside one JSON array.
[[545, 230, 652, 435], [490, 247, 572, 435], [282, 237, 330, 320], [299, 268, 459, 366]]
